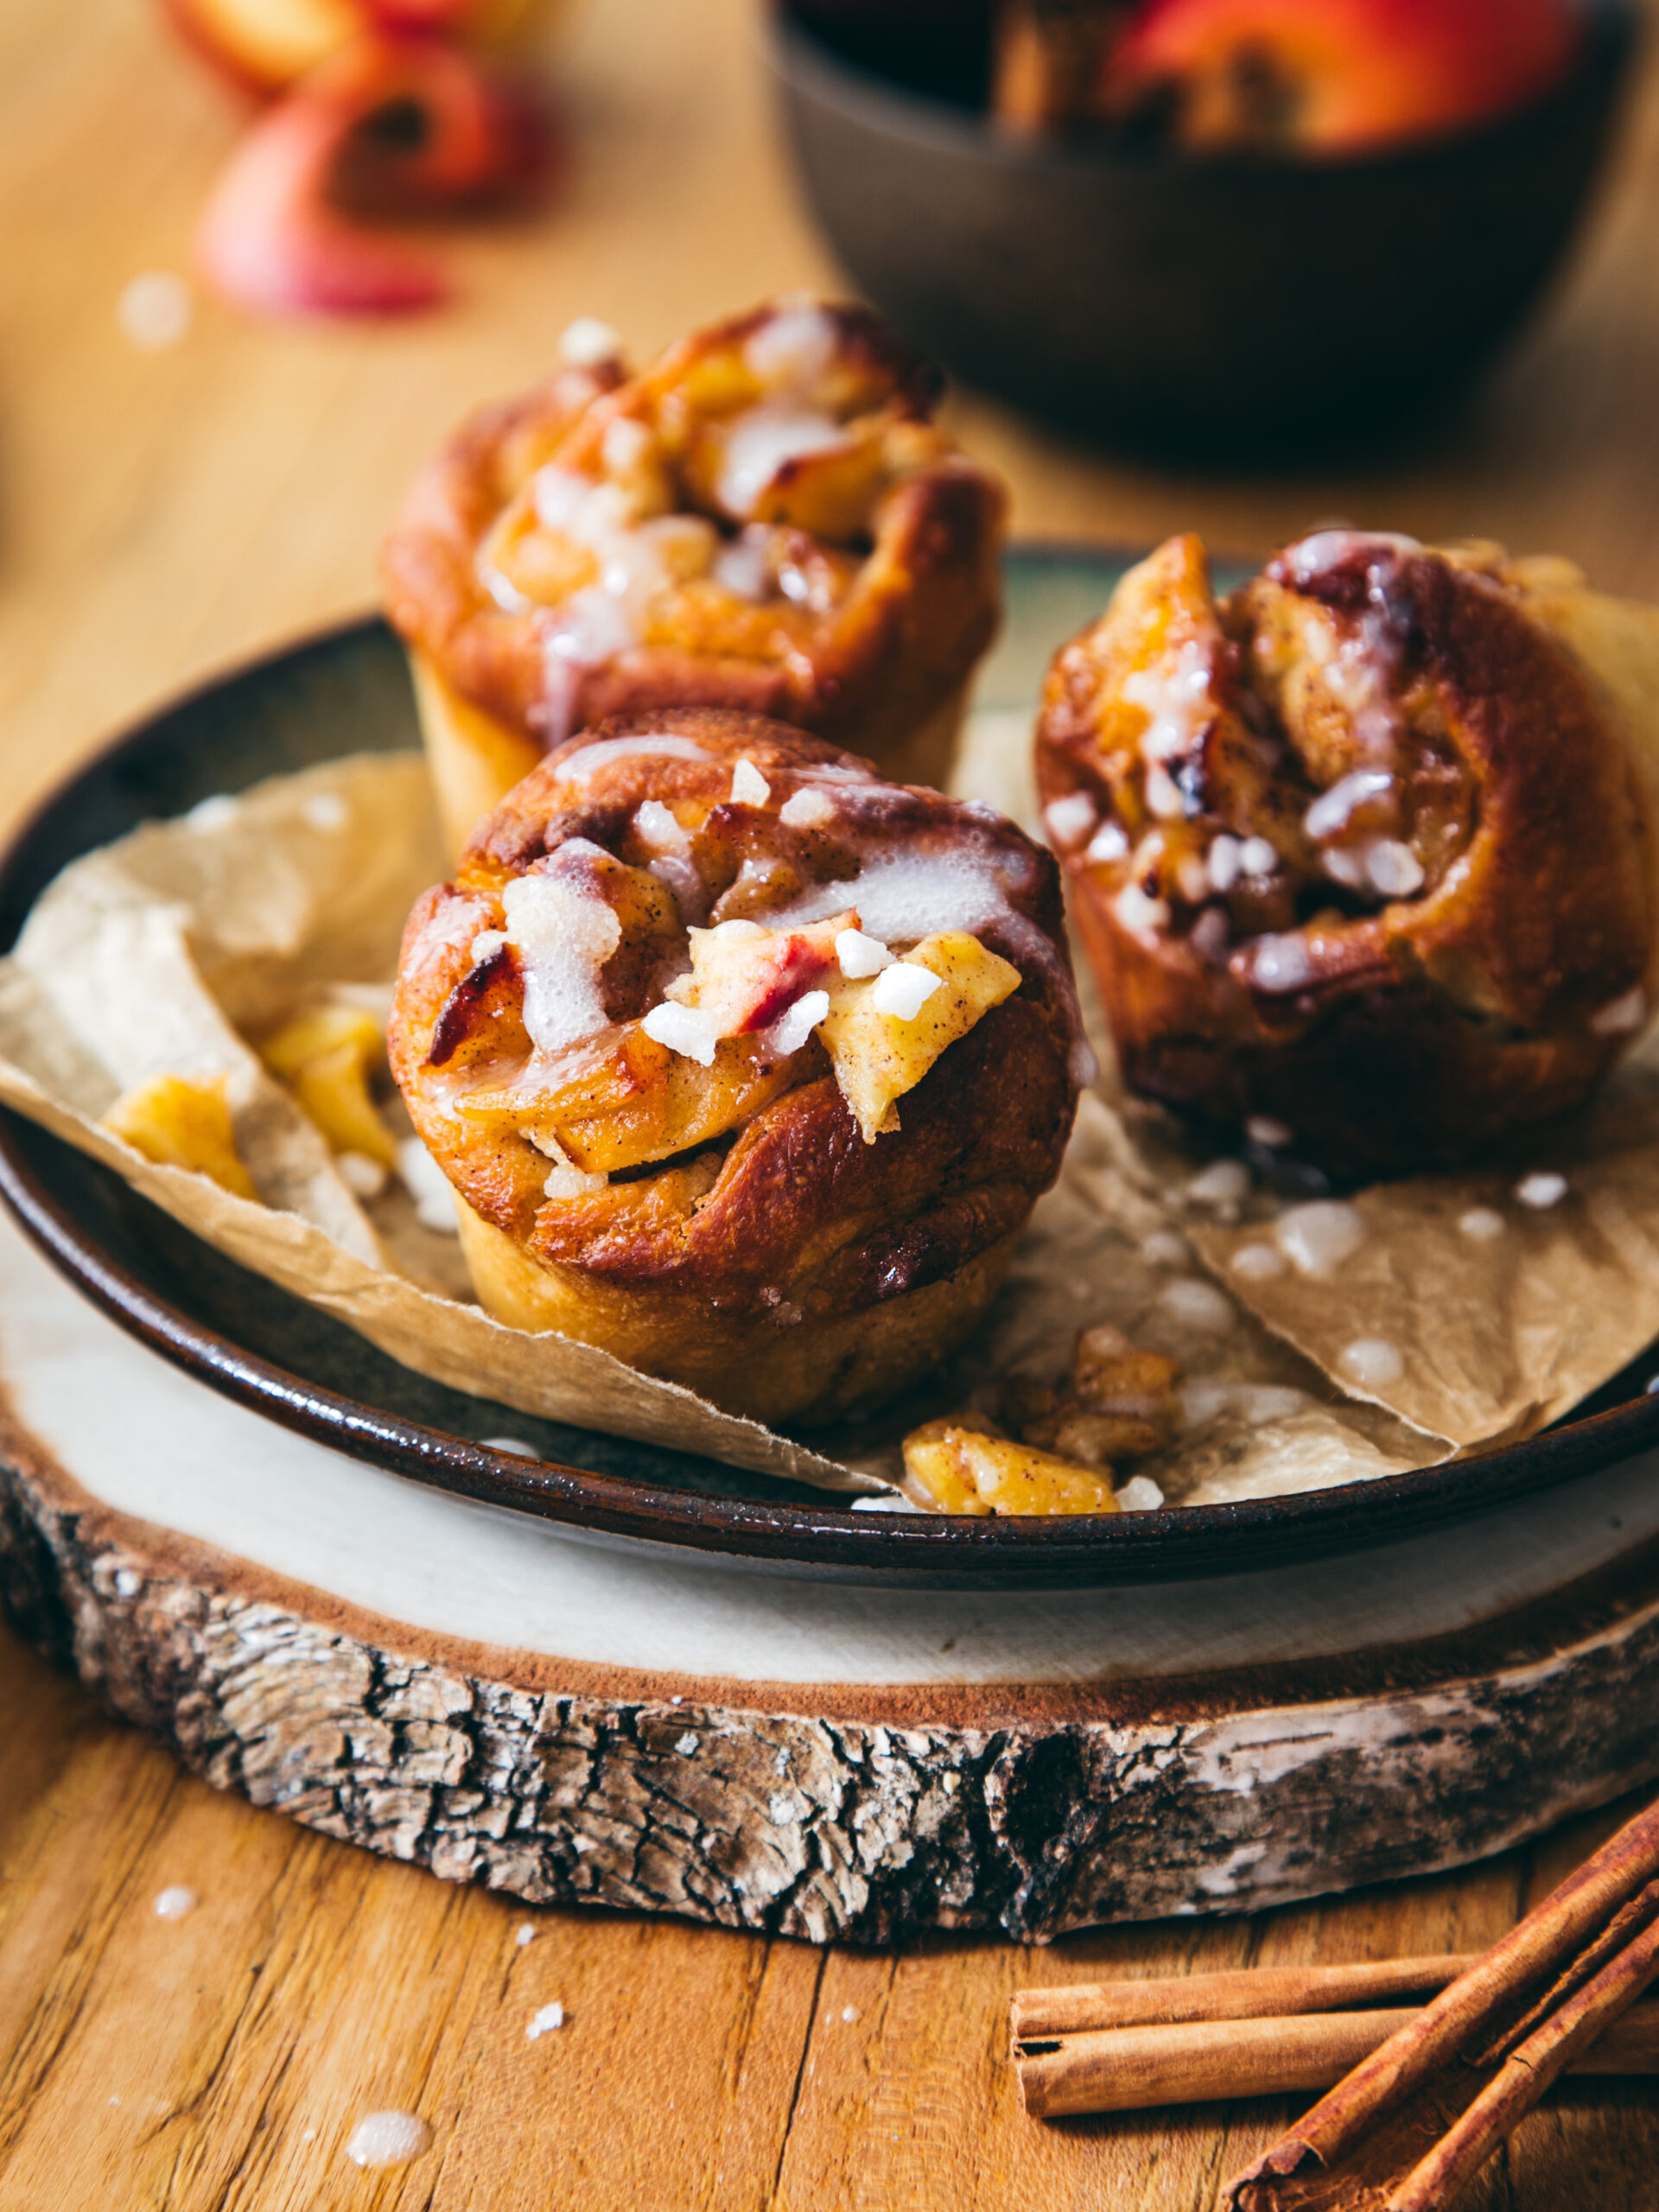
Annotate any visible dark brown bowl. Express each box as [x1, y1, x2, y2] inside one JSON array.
[[769, 0, 1637, 456], [4, 578, 1659, 1586]]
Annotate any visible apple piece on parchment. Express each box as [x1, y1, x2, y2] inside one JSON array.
[[1109, 0, 1581, 155], [683, 915, 852, 1039], [820, 931, 1021, 1144]]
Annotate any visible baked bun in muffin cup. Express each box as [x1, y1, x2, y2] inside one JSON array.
[[381, 298, 1007, 858], [1035, 531, 1659, 1175], [388, 709, 1085, 1427]]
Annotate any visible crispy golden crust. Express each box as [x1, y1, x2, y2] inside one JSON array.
[[1034, 531, 1659, 1173], [389, 709, 1081, 1421], [379, 301, 1006, 788]]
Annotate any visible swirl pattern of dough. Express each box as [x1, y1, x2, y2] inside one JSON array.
[[1035, 531, 1659, 1172], [381, 299, 1007, 855], [390, 709, 1084, 1425]]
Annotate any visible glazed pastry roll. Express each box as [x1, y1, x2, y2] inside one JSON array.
[[388, 709, 1084, 1425], [1035, 530, 1659, 1172], [381, 298, 1007, 855]]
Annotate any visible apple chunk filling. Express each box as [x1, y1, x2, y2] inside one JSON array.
[[818, 931, 1022, 1141]]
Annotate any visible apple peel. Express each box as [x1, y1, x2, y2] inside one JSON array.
[[196, 32, 553, 317]]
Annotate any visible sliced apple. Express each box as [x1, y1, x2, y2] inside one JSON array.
[[819, 931, 1021, 1144], [102, 1072, 258, 1201], [258, 1002, 398, 1166], [683, 912, 851, 1037], [900, 1420, 1119, 1517]]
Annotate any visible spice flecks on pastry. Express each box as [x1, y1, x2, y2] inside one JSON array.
[[388, 708, 1084, 1427], [1035, 531, 1659, 1171], [382, 298, 1007, 855]]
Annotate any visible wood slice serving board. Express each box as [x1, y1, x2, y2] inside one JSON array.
[[5, 1206, 1659, 1946]]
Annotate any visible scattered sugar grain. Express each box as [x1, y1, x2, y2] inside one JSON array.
[[1140, 1229, 1192, 1268], [731, 758, 772, 807], [1246, 1116, 1292, 1148], [526, 2003, 566, 2040], [1157, 1278, 1235, 1334], [515, 1923, 537, 1947], [842, 2005, 861, 2023], [1230, 1242, 1287, 1282], [1593, 986, 1647, 1036], [346, 2112, 431, 2168], [118, 270, 193, 351], [643, 1000, 719, 1065], [1459, 1207, 1506, 1243], [873, 963, 941, 1020], [558, 315, 621, 366], [1187, 1160, 1249, 1205], [766, 988, 829, 1055], [482, 1435, 540, 1457], [396, 1137, 460, 1233], [850, 1493, 920, 1512], [836, 927, 893, 979], [1116, 1476, 1165, 1512], [676, 1732, 700, 1755], [780, 785, 836, 828], [1086, 821, 1129, 865], [1043, 793, 1097, 849], [1248, 933, 1312, 991], [1338, 1338, 1405, 1389], [186, 793, 240, 833], [1238, 836, 1277, 877], [336, 1150, 387, 1198], [712, 917, 767, 941], [299, 790, 349, 832], [153, 1886, 197, 1919], [1516, 1172, 1568, 1210], [1276, 1199, 1367, 1276], [114, 1567, 141, 1597]]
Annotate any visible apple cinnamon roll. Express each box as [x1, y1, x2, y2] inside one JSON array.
[[388, 708, 1083, 1425], [381, 298, 1007, 856], [1035, 531, 1659, 1173]]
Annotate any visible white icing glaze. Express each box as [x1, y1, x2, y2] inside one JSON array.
[[1116, 1476, 1164, 1512], [1144, 763, 1185, 820], [1206, 835, 1241, 893], [1237, 836, 1277, 878], [557, 734, 714, 784], [1115, 883, 1170, 937], [525, 2001, 566, 2039], [1281, 530, 1421, 587], [1140, 1228, 1192, 1268], [153, 1885, 197, 1918], [1276, 1199, 1367, 1276], [501, 845, 622, 1058], [1363, 839, 1423, 898], [745, 302, 838, 388], [713, 526, 772, 601], [716, 405, 849, 520]]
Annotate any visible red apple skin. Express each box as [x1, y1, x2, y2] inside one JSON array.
[[195, 33, 552, 316], [1111, 0, 1582, 154], [691, 917, 854, 1038]]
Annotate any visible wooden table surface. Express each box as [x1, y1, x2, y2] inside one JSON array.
[[5, 2, 1659, 2204]]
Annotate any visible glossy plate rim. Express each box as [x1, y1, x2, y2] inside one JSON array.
[[3, 585, 1659, 1587]]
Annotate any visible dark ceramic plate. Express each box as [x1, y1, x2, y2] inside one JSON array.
[[3, 549, 1659, 1588]]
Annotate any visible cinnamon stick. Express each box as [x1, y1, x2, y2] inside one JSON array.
[[1226, 1796, 1659, 2210], [1014, 1998, 1659, 2119], [1013, 1956, 1475, 2043]]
